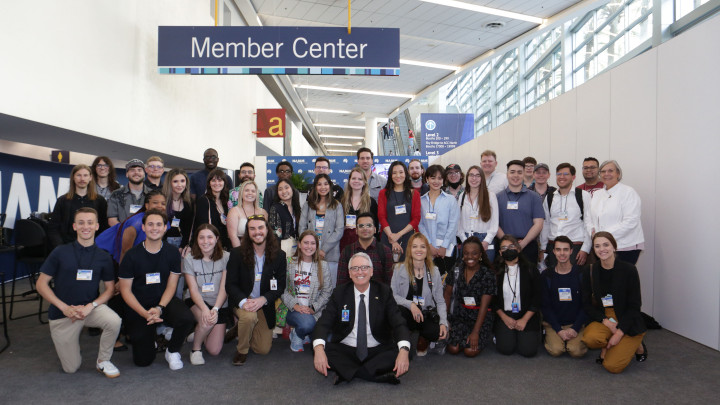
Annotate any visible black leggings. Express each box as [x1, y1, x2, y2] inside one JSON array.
[[124, 297, 195, 367], [399, 306, 440, 342]]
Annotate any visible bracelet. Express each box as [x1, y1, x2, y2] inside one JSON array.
[[212, 306, 219, 312]]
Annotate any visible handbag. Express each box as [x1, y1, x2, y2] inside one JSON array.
[[421, 265, 441, 323]]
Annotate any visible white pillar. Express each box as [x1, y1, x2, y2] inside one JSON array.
[[365, 117, 380, 156]]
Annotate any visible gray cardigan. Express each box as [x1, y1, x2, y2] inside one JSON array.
[[298, 202, 345, 262], [391, 263, 448, 327], [281, 259, 333, 320]]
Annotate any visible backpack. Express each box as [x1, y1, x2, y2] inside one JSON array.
[[546, 188, 584, 220]]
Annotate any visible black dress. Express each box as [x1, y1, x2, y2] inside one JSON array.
[[445, 264, 496, 349]]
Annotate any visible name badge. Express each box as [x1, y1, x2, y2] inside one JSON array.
[[220, 213, 227, 225], [201, 282, 215, 293], [414, 296, 425, 306], [345, 215, 356, 227], [171, 218, 181, 227], [469, 211, 480, 220], [255, 273, 262, 282], [511, 302, 520, 313], [463, 297, 476, 306], [601, 294, 614, 307], [129, 204, 142, 214], [425, 212, 437, 220], [146, 273, 161, 284], [558, 288, 572, 301], [341, 309, 350, 322], [315, 216, 325, 230], [507, 201, 519, 210], [298, 284, 311, 294], [76, 269, 93, 281], [270, 278, 278, 291], [394, 204, 407, 215], [558, 211, 569, 221]]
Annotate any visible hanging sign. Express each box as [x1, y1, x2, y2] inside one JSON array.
[[158, 26, 399, 76]]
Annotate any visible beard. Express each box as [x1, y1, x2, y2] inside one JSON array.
[[128, 177, 144, 185]]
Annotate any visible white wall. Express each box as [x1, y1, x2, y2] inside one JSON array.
[[436, 15, 720, 350], [0, 0, 283, 169]]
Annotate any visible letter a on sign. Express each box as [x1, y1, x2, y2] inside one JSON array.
[[257, 109, 285, 138]]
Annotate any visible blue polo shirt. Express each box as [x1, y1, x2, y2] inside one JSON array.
[[496, 186, 545, 238], [39, 241, 115, 320]]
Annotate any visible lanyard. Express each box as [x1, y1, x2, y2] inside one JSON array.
[[199, 259, 215, 285], [506, 267, 519, 303]]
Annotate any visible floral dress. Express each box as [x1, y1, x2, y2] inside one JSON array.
[[445, 264, 496, 349]]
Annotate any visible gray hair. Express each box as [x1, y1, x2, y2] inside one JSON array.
[[349, 252, 373, 268], [599, 160, 622, 181]]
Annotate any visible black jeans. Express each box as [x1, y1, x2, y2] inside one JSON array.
[[124, 296, 195, 367]]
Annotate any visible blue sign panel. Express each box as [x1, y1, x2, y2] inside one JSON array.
[[265, 156, 429, 188], [421, 113, 475, 156], [158, 26, 400, 76]]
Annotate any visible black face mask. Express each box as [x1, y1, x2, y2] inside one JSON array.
[[501, 249, 519, 261], [449, 180, 463, 189]]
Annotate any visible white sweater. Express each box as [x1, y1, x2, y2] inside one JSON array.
[[589, 182, 644, 249]]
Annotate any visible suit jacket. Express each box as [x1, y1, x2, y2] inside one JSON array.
[[312, 280, 410, 346], [225, 247, 287, 329], [582, 260, 646, 336], [492, 262, 542, 330]]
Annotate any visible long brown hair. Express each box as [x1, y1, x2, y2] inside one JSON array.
[[293, 230, 324, 290], [162, 168, 191, 216], [239, 215, 281, 268], [204, 168, 230, 208], [341, 167, 371, 216], [91, 156, 120, 192], [308, 174, 338, 210], [191, 223, 225, 261], [462, 165, 491, 222], [402, 232, 434, 280], [65, 164, 98, 200]]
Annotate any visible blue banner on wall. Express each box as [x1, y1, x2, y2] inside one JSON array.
[[158, 26, 400, 76], [265, 156, 429, 188], [421, 113, 475, 156]]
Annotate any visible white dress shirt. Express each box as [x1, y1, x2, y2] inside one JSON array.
[[540, 189, 593, 252], [456, 190, 499, 244], [486, 170, 509, 195], [503, 264, 521, 312]]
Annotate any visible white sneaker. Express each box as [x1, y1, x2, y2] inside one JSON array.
[[165, 349, 183, 370], [96, 360, 120, 378], [190, 350, 205, 365]]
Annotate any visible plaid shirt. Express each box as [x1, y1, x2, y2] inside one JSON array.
[[337, 239, 394, 286]]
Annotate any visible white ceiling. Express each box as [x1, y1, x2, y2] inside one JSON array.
[[251, 0, 586, 150]]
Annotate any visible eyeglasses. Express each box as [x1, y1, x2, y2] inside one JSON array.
[[468, 173, 483, 178], [147, 165, 164, 170], [447, 171, 461, 175], [499, 245, 518, 252], [556, 172, 572, 176], [240, 170, 254, 175], [204, 155, 219, 160], [277, 169, 292, 174], [349, 265, 372, 272], [96, 164, 109, 168], [357, 223, 374, 229], [248, 214, 265, 220]]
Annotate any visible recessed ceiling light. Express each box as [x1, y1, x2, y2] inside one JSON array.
[[327, 149, 357, 153], [400, 59, 460, 71], [306, 108, 355, 114], [323, 142, 359, 146], [295, 84, 414, 99], [315, 123, 365, 129], [420, 0, 544, 24], [319, 134, 365, 139]]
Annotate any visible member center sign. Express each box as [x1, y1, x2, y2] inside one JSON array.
[[158, 26, 399, 76]]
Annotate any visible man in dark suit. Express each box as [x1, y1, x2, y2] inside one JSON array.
[[226, 215, 286, 366], [312, 252, 410, 385]]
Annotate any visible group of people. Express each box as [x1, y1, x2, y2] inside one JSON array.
[[36, 146, 648, 384]]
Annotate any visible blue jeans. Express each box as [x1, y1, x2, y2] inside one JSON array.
[[286, 311, 316, 339]]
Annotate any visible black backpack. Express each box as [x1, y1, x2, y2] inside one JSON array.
[[546, 188, 584, 220]]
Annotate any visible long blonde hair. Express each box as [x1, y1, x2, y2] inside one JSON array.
[[66, 164, 98, 200], [402, 232, 434, 280], [341, 167, 372, 216], [238, 181, 262, 211], [293, 230, 324, 290]]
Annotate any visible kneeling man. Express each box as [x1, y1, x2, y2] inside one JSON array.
[[313, 252, 410, 385]]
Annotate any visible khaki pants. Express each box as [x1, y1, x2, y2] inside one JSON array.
[[582, 308, 645, 374], [234, 308, 272, 355], [543, 322, 588, 358], [48, 304, 121, 373]]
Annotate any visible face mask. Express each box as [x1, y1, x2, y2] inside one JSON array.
[[501, 249, 519, 261], [449, 180, 463, 189]]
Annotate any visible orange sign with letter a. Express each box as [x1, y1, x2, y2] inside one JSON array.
[[256, 109, 286, 138]]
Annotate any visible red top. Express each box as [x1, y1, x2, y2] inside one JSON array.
[[377, 188, 421, 232]]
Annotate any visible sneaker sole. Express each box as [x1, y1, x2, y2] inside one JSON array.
[[96, 367, 120, 379]]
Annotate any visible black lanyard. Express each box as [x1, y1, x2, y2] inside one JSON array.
[[506, 267, 519, 303]]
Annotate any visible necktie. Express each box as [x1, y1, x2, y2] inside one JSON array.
[[356, 294, 368, 361]]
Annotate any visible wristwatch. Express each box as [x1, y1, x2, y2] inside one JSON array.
[[400, 346, 410, 352], [157, 304, 165, 315], [91, 301, 98, 309], [212, 306, 219, 312]]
